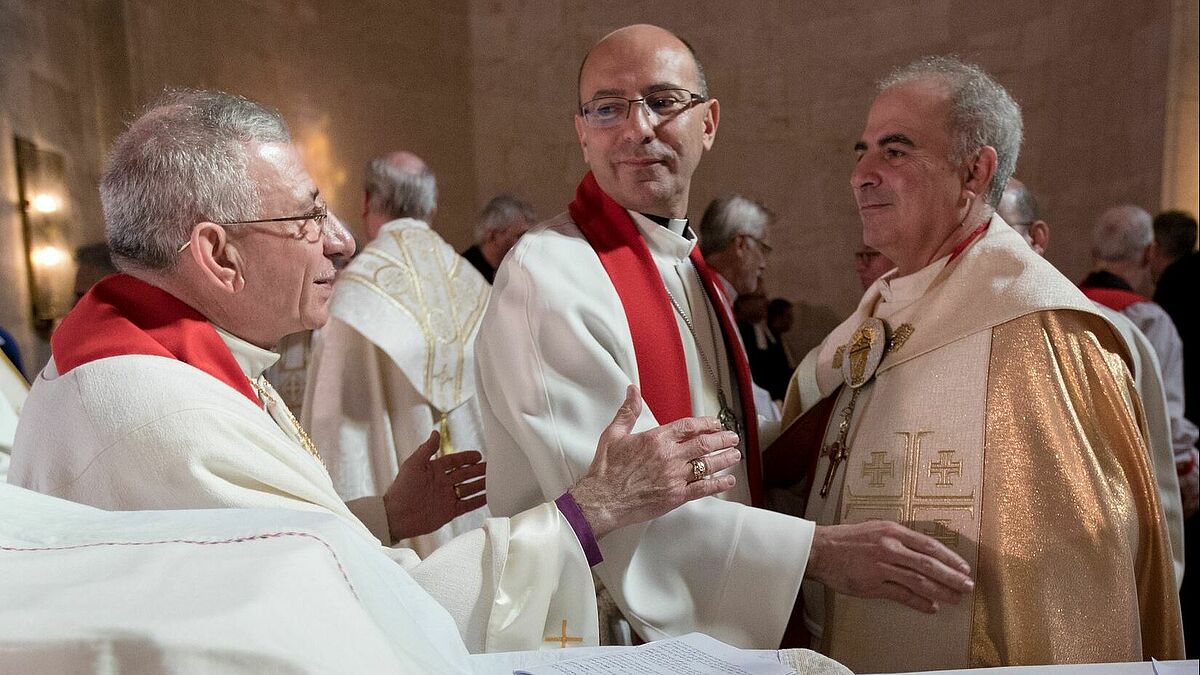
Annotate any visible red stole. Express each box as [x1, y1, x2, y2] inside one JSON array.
[[53, 274, 260, 406], [1081, 286, 1147, 313], [569, 172, 762, 506]]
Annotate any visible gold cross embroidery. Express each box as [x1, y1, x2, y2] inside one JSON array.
[[916, 518, 961, 548], [545, 619, 583, 648], [928, 449, 962, 487], [842, 431, 974, 548], [862, 451, 895, 487]]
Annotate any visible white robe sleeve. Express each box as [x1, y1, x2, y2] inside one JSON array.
[[1117, 317, 1187, 588], [476, 229, 812, 649]]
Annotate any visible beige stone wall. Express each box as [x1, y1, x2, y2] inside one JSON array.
[[0, 0, 130, 372], [0, 0, 1188, 373], [466, 0, 1177, 357], [119, 0, 477, 247], [1162, 0, 1199, 215]]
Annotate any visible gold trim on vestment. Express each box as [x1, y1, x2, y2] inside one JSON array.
[[338, 227, 488, 416]]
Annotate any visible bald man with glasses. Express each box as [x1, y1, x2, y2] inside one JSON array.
[[477, 24, 969, 649]]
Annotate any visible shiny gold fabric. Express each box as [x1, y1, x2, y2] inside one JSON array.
[[972, 310, 1183, 665]]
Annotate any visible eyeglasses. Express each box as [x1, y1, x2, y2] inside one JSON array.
[[854, 249, 882, 264], [579, 88, 707, 128], [743, 234, 773, 255], [177, 208, 329, 253]]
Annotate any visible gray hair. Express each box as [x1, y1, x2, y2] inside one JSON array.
[[364, 158, 437, 222], [880, 56, 1023, 207], [475, 193, 536, 242], [1004, 180, 1041, 225], [101, 89, 290, 270], [698, 195, 773, 256], [1092, 205, 1153, 263]]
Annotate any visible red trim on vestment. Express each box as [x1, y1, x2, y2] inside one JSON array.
[[52, 274, 260, 406], [569, 172, 763, 506], [689, 249, 763, 506], [1080, 286, 1148, 313], [948, 219, 991, 263]]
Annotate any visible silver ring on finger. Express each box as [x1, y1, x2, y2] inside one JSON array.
[[453, 484, 463, 500], [689, 458, 708, 482]]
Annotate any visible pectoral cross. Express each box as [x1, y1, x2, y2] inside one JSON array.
[[818, 387, 862, 498], [820, 439, 849, 497]]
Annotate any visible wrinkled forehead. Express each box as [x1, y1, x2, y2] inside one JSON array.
[[863, 79, 953, 139], [249, 141, 321, 207], [578, 39, 700, 102]]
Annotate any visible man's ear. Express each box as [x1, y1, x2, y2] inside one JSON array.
[[574, 114, 591, 164], [964, 146, 998, 204], [734, 232, 753, 257], [1029, 220, 1050, 256], [701, 98, 720, 150], [186, 222, 244, 294]]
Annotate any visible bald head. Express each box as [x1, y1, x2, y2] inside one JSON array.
[[997, 177, 1050, 256], [363, 150, 437, 238], [998, 178, 1038, 226], [1092, 205, 1153, 264], [573, 24, 719, 218], [382, 150, 428, 175], [577, 24, 707, 105]]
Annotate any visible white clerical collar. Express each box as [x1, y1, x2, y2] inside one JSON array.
[[381, 217, 429, 234], [876, 252, 947, 307], [213, 326, 280, 381], [630, 210, 695, 261]]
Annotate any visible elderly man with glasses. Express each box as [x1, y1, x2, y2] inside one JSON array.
[[477, 24, 970, 649], [9, 89, 748, 655]]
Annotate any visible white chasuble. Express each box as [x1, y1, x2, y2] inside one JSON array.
[[304, 218, 491, 557], [477, 211, 812, 649], [782, 218, 1183, 670], [11, 326, 597, 653]]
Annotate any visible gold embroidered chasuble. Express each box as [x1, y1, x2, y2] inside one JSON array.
[[304, 218, 492, 556], [780, 219, 1183, 670], [332, 218, 489, 418]]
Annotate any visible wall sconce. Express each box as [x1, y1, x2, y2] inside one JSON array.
[[14, 137, 74, 333]]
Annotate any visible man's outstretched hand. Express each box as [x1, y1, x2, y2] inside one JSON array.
[[383, 431, 487, 544], [569, 385, 743, 539], [805, 520, 974, 613]]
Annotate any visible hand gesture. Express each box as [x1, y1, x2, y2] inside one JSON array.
[[569, 385, 743, 539], [383, 431, 487, 544]]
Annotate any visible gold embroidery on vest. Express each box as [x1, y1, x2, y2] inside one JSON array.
[[862, 451, 895, 487], [842, 430, 975, 550], [929, 449, 963, 487]]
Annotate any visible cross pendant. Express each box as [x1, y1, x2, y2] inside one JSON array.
[[819, 440, 849, 497]]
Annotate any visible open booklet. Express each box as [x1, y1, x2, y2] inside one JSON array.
[[466, 632, 851, 675]]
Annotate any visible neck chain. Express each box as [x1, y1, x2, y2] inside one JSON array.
[[660, 270, 741, 435], [819, 319, 914, 498], [251, 377, 327, 469]]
